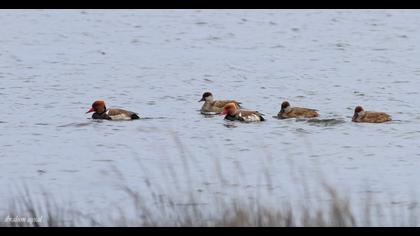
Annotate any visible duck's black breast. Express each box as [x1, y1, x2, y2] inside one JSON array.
[[92, 112, 112, 120], [224, 115, 237, 121], [131, 113, 140, 119]]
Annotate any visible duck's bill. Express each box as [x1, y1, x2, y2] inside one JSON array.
[[198, 98, 205, 102], [86, 107, 94, 113], [219, 111, 227, 116]]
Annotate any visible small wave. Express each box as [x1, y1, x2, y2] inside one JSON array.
[[295, 128, 311, 134], [306, 118, 346, 126], [223, 123, 237, 128], [139, 117, 168, 120], [201, 112, 219, 116], [35, 123, 49, 126], [60, 169, 79, 173], [57, 122, 95, 128], [270, 44, 284, 48], [207, 36, 221, 41], [384, 119, 405, 124]]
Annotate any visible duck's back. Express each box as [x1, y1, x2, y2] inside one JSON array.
[[234, 109, 264, 122], [213, 100, 241, 109], [202, 100, 241, 113], [279, 107, 318, 118], [293, 107, 318, 117], [107, 108, 140, 120], [361, 111, 391, 123]]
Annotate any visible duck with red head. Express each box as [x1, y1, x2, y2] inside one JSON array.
[[86, 100, 140, 120], [220, 102, 264, 122], [199, 92, 242, 114], [277, 101, 319, 119], [352, 106, 391, 123]]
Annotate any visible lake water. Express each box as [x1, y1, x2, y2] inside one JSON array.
[[1, 9, 420, 223]]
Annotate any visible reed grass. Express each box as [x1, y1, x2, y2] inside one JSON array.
[[1, 134, 418, 227]]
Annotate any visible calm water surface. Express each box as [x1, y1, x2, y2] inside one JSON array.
[[1, 9, 420, 219]]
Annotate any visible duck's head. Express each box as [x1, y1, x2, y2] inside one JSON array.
[[280, 101, 291, 113], [352, 106, 364, 121], [220, 102, 237, 116], [199, 92, 213, 102], [86, 100, 106, 114]]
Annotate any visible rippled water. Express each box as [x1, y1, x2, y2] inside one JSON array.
[[1, 9, 420, 219]]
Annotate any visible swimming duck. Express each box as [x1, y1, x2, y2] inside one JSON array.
[[352, 106, 391, 123], [199, 92, 242, 114], [221, 103, 264, 122], [86, 100, 140, 120], [277, 101, 319, 119]]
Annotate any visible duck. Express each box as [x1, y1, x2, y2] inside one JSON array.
[[220, 103, 265, 122], [277, 101, 319, 119], [352, 106, 391, 123], [86, 100, 140, 120], [199, 92, 242, 114]]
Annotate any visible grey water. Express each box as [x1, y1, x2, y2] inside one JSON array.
[[1, 9, 420, 220]]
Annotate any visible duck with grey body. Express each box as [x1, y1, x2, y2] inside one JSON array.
[[221, 102, 265, 122], [86, 100, 140, 120]]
